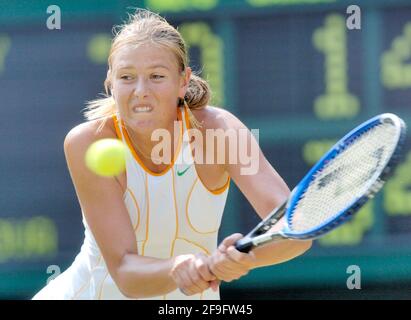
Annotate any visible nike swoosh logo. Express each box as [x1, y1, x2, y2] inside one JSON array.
[[177, 166, 191, 176]]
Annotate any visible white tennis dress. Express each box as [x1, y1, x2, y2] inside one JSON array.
[[33, 106, 230, 300]]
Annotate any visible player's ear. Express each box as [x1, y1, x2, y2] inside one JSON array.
[[180, 67, 191, 93]]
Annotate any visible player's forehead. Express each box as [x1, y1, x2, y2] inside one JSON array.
[[112, 44, 179, 72]]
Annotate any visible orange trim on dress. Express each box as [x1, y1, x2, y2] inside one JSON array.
[[114, 109, 183, 177], [170, 167, 180, 257], [125, 188, 141, 232], [70, 254, 103, 300], [113, 115, 123, 140], [97, 272, 110, 300], [209, 176, 230, 195], [142, 173, 150, 256], [183, 105, 231, 195], [185, 178, 219, 235], [176, 237, 211, 256]]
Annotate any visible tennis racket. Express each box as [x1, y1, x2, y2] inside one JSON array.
[[235, 113, 406, 253]]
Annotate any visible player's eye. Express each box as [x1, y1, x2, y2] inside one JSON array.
[[151, 74, 165, 80], [120, 75, 133, 80]]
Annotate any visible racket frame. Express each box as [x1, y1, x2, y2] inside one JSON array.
[[235, 113, 406, 252]]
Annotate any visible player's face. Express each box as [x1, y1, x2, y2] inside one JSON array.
[[111, 44, 189, 131]]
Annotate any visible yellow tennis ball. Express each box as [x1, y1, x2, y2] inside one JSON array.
[[85, 139, 126, 177]]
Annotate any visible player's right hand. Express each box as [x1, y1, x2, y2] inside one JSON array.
[[208, 233, 257, 283]]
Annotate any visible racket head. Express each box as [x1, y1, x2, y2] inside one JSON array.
[[281, 113, 406, 240]]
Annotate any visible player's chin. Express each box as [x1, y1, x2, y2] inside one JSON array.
[[128, 118, 156, 129]]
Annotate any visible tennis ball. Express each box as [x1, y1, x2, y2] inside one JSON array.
[[85, 139, 126, 177]]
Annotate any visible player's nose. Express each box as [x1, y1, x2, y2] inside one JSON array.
[[133, 79, 149, 98]]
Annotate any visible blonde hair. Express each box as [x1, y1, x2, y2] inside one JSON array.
[[83, 9, 210, 127]]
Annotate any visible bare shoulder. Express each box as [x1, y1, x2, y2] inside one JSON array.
[[192, 106, 245, 131], [63, 116, 127, 194], [64, 118, 117, 154]]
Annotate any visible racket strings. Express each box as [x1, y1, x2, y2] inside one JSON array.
[[289, 122, 399, 232]]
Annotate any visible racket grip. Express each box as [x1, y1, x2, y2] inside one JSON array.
[[235, 238, 254, 253]]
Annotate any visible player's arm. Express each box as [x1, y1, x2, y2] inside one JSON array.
[[64, 123, 214, 298], [205, 109, 312, 280]]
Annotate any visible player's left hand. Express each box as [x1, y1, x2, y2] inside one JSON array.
[[208, 233, 257, 282]]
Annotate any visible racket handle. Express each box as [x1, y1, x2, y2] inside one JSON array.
[[235, 238, 254, 253]]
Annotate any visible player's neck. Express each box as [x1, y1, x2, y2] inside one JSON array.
[[126, 119, 182, 165]]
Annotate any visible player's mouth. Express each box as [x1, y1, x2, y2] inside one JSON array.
[[132, 104, 153, 113]]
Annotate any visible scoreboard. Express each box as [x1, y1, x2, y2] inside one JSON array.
[[1, 0, 411, 298]]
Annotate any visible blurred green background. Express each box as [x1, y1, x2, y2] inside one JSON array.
[[1, 0, 411, 299]]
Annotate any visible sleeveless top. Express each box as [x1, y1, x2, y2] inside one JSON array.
[[33, 106, 230, 300]]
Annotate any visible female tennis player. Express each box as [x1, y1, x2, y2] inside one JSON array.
[[33, 9, 311, 300]]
